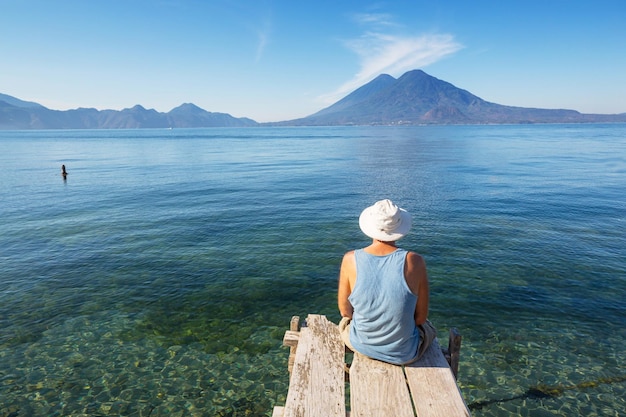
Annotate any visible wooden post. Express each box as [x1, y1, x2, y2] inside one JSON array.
[[283, 316, 301, 374], [290, 316, 300, 332], [448, 327, 462, 380]]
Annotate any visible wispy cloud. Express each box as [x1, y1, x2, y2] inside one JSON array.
[[255, 21, 271, 63], [320, 13, 463, 105], [255, 16, 272, 62], [352, 12, 397, 27]]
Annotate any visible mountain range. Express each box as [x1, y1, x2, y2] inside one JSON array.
[[2, 70, 625, 129], [282, 70, 626, 125], [0, 96, 257, 130]]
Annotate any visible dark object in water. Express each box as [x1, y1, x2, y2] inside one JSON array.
[[61, 164, 68, 179], [468, 374, 626, 410]]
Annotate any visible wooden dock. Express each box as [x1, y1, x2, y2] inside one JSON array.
[[273, 314, 470, 417]]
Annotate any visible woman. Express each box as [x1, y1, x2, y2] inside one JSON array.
[[338, 199, 435, 365]]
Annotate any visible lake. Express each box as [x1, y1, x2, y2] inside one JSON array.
[[1, 125, 624, 416]]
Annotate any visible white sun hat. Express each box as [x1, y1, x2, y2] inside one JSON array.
[[358, 199, 412, 242]]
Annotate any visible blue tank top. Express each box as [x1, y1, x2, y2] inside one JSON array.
[[348, 248, 420, 364]]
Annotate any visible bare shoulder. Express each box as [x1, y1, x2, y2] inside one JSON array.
[[404, 251, 427, 294], [341, 250, 356, 269], [339, 250, 357, 290], [405, 251, 426, 269]]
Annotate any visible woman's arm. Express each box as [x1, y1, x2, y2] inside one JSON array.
[[338, 251, 355, 318], [405, 252, 429, 325]]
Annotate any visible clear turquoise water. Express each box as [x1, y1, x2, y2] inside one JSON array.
[[0, 125, 624, 416]]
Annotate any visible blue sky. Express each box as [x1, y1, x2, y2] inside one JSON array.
[[2, 0, 625, 122]]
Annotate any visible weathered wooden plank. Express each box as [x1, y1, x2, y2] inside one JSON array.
[[349, 353, 415, 417], [282, 314, 346, 417], [271, 405, 352, 417], [404, 339, 470, 417]]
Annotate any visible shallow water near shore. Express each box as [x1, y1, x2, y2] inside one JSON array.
[[1, 125, 625, 416]]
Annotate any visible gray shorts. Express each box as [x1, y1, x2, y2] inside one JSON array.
[[338, 317, 437, 364]]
